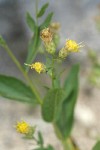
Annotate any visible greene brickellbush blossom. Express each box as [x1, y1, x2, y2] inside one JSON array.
[[25, 62, 46, 74], [16, 121, 30, 134]]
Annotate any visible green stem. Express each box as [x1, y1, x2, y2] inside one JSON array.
[[51, 57, 55, 88], [53, 123, 64, 141], [35, 0, 38, 25], [62, 139, 76, 150], [53, 123, 76, 150], [4, 45, 42, 105]]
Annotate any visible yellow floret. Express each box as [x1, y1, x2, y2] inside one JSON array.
[[65, 39, 83, 52], [31, 62, 46, 73], [24, 62, 46, 74], [16, 121, 30, 134]]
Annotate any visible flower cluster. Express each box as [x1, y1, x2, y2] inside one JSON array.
[[15, 120, 36, 139], [65, 40, 83, 52], [15, 121, 30, 134], [40, 27, 56, 54], [25, 62, 46, 74], [40, 27, 53, 43], [59, 39, 83, 59], [40, 27, 83, 58], [24, 27, 84, 74]]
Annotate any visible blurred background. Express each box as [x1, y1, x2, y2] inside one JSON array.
[[0, 0, 100, 150]]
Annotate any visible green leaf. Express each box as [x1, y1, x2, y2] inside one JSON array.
[[92, 141, 100, 150], [38, 131, 44, 146], [55, 64, 79, 139], [64, 64, 80, 99], [42, 89, 63, 122], [40, 12, 53, 30], [53, 76, 60, 89], [0, 75, 37, 104], [26, 12, 36, 32], [25, 13, 39, 69], [34, 148, 45, 150], [46, 145, 55, 150], [0, 36, 7, 48], [37, 3, 49, 18]]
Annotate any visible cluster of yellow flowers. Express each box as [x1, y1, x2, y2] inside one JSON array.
[[40, 27, 83, 57], [25, 62, 46, 74], [65, 40, 82, 52], [59, 39, 83, 58], [24, 27, 83, 74], [16, 121, 30, 134], [15, 120, 35, 139]]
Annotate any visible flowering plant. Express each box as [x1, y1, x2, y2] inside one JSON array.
[[0, 1, 99, 150]]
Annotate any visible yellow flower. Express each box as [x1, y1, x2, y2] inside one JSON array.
[[31, 62, 46, 73], [16, 121, 30, 134], [40, 27, 53, 43], [24, 62, 46, 74], [65, 39, 83, 52]]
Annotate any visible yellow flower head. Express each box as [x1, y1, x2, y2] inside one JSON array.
[[65, 39, 83, 52], [40, 27, 53, 43], [25, 62, 46, 74], [16, 121, 30, 134]]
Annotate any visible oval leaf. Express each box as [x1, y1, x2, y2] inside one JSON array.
[[0, 75, 37, 104], [42, 89, 63, 122], [37, 3, 49, 18]]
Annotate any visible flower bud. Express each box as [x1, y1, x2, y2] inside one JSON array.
[[59, 47, 68, 59], [53, 33, 60, 47], [45, 41, 56, 54], [49, 22, 60, 32]]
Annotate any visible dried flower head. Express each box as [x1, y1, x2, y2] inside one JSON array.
[[25, 62, 46, 74], [65, 39, 83, 52], [15, 121, 30, 134], [40, 27, 53, 43]]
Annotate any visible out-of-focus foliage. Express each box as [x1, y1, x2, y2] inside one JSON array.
[[92, 141, 100, 150], [88, 49, 100, 88]]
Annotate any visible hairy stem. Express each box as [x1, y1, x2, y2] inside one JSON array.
[[53, 123, 77, 150], [4, 45, 42, 105], [62, 139, 76, 150]]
